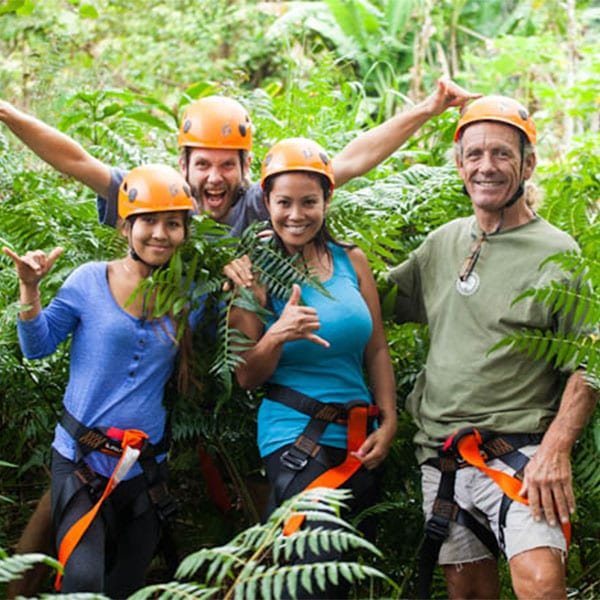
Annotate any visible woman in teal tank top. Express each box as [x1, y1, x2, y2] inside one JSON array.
[[228, 138, 397, 599]]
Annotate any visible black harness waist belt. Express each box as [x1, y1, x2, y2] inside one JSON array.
[[264, 384, 379, 504], [60, 410, 169, 459]]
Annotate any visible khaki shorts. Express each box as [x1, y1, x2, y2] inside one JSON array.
[[421, 445, 567, 564]]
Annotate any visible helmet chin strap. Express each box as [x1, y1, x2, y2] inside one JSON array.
[[502, 182, 524, 208]]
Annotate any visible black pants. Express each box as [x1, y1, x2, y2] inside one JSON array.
[[264, 444, 379, 599], [51, 450, 163, 598]]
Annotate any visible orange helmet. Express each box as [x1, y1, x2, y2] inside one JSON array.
[[118, 164, 194, 220], [177, 96, 252, 151], [260, 138, 335, 191], [454, 95, 536, 144]]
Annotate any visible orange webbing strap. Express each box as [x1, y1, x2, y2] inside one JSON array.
[[456, 430, 571, 547], [283, 406, 368, 536], [54, 429, 148, 590]]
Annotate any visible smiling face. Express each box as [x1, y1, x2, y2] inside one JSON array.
[[456, 121, 536, 215], [265, 171, 328, 255], [180, 147, 249, 222], [126, 210, 187, 266]]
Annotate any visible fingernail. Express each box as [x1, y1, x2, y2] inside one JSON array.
[[549, 519, 556, 526]]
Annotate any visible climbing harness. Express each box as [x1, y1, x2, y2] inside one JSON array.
[[264, 384, 378, 536], [54, 411, 177, 590], [417, 427, 571, 599]]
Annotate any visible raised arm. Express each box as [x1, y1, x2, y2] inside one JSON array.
[[332, 78, 480, 187], [520, 370, 598, 526], [0, 100, 111, 198]]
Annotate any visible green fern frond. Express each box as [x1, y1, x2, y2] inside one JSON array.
[[513, 281, 600, 327], [159, 488, 393, 600], [128, 581, 219, 600], [232, 561, 391, 600], [176, 545, 246, 580], [539, 249, 600, 281], [0, 551, 62, 584], [490, 330, 600, 376], [245, 236, 332, 301], [573, 417, 600, 498], [272, 525, 381, 562]]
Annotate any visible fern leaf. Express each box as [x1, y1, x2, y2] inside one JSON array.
[[129, 581, 219, 600], [0, 552, 62, 583]]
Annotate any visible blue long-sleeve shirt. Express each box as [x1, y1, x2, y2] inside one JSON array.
[[18, 261, 203, 478]]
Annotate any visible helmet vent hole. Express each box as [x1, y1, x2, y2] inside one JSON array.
[[128, 188, 138, 202], [183, 119, 192, 133]]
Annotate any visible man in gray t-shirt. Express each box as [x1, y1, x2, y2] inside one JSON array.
[[1, 79, 477, 237]]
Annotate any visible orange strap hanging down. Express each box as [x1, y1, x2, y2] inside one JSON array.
[[55, 429, 149, 591], [456, 430, 571, 547], [283, 406, 368, 536]]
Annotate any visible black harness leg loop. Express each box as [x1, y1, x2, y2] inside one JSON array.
[[58, 409, 178, 571], [417, 430, 542, 599]]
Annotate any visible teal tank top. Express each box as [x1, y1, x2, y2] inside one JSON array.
[[257, 243, 373, 457]]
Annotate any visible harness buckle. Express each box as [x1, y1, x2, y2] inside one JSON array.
[[425, 514, 451, 542], [148, 481, 178, 522], [280, 448, 309, 471]]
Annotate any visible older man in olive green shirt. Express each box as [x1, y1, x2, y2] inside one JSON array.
[[389, 96, 597, 600]]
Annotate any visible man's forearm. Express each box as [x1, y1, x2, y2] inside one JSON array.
[[0, 100, 111, 197], [332, 102, 434, 188], [544, 370, 598, 452]]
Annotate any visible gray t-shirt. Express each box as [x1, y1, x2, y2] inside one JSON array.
[[97, 167, 268, 236], [388, 215, 581, 463]]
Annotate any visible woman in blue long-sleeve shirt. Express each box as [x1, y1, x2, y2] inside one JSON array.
[[3, 164, 200, 597]]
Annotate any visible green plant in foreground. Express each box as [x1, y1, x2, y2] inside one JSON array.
[[131, 487, 395, 600]]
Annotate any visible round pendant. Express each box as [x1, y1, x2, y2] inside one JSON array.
[[456, 272, 480, 296]]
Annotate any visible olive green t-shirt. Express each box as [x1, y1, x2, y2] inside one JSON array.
[[389, 216, 579, 463]]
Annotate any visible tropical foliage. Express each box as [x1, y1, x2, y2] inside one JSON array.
[[131, 488, 395, 600], [0, 1, 598, 598]]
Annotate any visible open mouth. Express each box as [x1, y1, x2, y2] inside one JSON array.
[[204, 191, 227, 209]]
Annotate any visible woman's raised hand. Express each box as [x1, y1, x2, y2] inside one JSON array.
[[222, 254, 268, 307], [270, 284, 330, 348], [2, 246, 63, 285]]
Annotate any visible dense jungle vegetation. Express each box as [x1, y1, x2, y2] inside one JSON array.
[[0, 0, 598, 598]]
